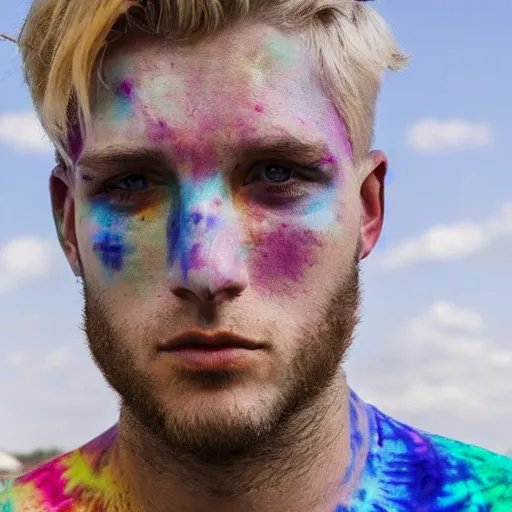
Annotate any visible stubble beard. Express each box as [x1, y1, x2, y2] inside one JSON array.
[[82, 260, 360, 466]]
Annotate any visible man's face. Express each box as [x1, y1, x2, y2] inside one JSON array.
[[61, 23, 384, 459]]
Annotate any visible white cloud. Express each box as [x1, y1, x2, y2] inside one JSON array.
[[425, 301, 484, 333], [349, 300, 512, 452], [0, 236, 57, 294], [0, 111, 53, 153], [407, 119, 494, 153], [382, 202, 512, 270]]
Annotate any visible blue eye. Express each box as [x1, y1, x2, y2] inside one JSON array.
[[263, 164, 294, 183], [117, 174, 149, 191], [246, 164, 296, 185]]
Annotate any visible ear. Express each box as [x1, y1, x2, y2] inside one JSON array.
[[50, 166, 82, 276], [358, 150, 387, 261]]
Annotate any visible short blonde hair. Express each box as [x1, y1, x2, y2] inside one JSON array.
[[19, 0, 407, 166]]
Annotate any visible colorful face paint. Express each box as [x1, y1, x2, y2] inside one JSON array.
[[88, 199, 131, 273], [3, 391, 512, 511], [168, 174, 230, 281], [251, 225, 323, 294], [114, 78, 135, 120]]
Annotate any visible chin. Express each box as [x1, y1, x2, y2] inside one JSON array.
[[154, 387, 283, 459]]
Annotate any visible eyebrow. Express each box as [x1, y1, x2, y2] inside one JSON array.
[[78, 148, 169, 175], [78, 136, 330, 174], [240, 137, 330, 164]]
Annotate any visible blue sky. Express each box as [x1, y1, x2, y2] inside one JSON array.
[[1, 0, 511, 455]]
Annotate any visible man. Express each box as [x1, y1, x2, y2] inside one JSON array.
[[1, 0, 511, 510]]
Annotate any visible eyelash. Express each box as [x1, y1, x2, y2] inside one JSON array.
[[96, 162, 324, 207]]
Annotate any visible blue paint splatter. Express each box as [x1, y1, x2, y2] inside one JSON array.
[[93, 232, 124, 271], [342, 397, 364, 485], [167, 174, 226, 281], [114, 79, 135, 120], [90, 200, 131, 273], [190, 212, 203, 226], [302, 187, 338, 230], [206, 215, 218, 231]]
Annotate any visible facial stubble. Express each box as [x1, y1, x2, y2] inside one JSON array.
[[82, 260, 360, 464]]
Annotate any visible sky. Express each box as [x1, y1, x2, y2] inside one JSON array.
[[0, 0, 511, 456]]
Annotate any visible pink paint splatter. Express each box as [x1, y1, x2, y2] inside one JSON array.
[[255, 104, 264, 113], [319, 153, 337, 165], [189, 243, 206, 270], [19, 458, 72, 509], [147, 118, 174, 142], [344, 137, 353, 158], [252, 227, 323, 292]]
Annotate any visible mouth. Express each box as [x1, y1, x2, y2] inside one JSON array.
[[158, 331, 264, 352], [158, 331, 265, 371]]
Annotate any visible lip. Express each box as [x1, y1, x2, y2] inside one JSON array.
[[158, 331, 264, 352], [158, 331, 265, 371]]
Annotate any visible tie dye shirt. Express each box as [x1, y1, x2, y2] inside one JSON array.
[[2, 390, 511, 511]]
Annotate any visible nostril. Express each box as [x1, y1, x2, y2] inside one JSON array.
[[172, 287, 195, 301], [172, 285, 244, 304], [222, 286, 244, 300]]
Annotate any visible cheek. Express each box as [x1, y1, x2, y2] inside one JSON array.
[[80, 201, 169, 287], [250, 224, 324, 295], [246, 185, 348, 297]]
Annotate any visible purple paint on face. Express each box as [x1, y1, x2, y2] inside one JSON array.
[[253, 226, 322, 290], [190, 212, 202, 226], [145, 117, 220, 179], [189, 243, 205, 269], [147, 118, 174, 142], [68, 124, 83, 163], [344, 137, 353, 158], [118, 79, 134, 99], [206, 215, 218, 231], [319, 153, 337, 165]]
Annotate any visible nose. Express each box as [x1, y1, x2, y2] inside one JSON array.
[[167, 185, 249, 304]]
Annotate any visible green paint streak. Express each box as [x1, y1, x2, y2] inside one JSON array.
[[114, 96, 134, 121], [266, 31, 301, 67]]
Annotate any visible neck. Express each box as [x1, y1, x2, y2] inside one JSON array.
[[112, 375, 370, 512]]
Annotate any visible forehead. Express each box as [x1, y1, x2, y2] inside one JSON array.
[[87, 23, 346, 156]]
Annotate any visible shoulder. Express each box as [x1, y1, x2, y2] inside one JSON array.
[[427, 432, 512, 510], [367, 402, 512, 511], [0, 452, 73, 511], [0, 426, 120, 511]]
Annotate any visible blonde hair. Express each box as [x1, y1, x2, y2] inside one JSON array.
[[19, 0, 407, 166]]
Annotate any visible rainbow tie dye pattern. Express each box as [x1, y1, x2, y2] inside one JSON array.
[[2, 390, 511, 511]]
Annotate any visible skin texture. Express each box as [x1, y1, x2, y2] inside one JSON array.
[[47, 23, 386, 511], [3, 19, 512, 512]]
